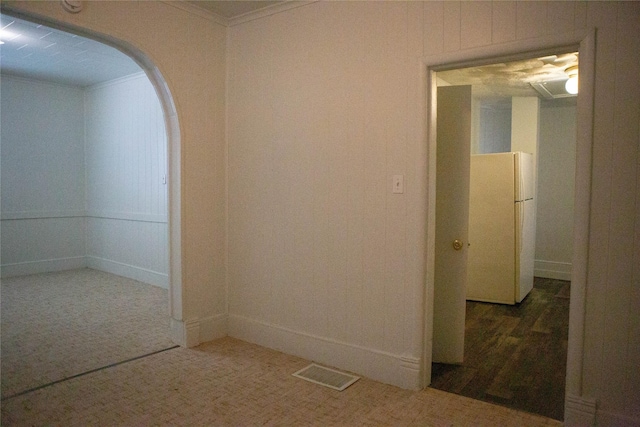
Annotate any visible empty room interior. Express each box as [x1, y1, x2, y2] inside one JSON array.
[[1, 1, 639, 426]]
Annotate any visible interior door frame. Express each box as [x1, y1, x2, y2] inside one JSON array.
[[422, 29, 596, 422]]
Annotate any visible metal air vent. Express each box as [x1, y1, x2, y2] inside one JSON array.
[[292, 364, 360, 391], [530, 79, 576, 100]]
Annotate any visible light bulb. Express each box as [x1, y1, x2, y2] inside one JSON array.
[[565, 76, 578, 95]]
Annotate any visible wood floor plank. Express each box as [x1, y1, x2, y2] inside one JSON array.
[[430, 364, 478, 394], [430, 277, 570, 421]]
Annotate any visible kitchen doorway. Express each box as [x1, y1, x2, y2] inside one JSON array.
[[424, 31, 596, 422]]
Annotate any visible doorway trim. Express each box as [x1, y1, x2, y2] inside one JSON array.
[[422, 29, 596, 424], [1, 8, 184, 346]]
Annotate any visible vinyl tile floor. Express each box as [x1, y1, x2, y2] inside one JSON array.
[[430, 277, 570, 421]]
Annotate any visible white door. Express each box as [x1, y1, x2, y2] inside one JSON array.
[[432, 85, 472, 364]]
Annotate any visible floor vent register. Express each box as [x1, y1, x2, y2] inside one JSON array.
[[292, 363, 360, 391]]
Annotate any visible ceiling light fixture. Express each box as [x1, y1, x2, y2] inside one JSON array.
[[565, 65, 579, 95], [0, 29, 17, 44]]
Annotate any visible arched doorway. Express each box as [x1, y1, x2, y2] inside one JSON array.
[[0, 9, 183, 343]]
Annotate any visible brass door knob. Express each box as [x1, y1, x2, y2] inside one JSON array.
[[453, 239, 463, 251]]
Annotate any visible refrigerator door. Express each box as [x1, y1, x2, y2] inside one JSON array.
[[467, 153, 517, 304], [514, 152, 535, 201], [515, 198, 535, 302]]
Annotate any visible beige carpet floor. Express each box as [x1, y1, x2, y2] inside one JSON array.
[[2, 337, 561, 426], [1, 268, 173, 399]]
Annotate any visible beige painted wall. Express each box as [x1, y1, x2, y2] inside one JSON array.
[[227, 1, 639, 424], [228, 0, 416, 347]]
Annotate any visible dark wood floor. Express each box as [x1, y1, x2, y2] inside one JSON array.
[[430, 277, 570, 421]]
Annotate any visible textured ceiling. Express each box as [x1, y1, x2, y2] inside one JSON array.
[[0, 14, 141, 87], [437, 53, 579, 101]]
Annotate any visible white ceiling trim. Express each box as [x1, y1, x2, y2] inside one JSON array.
[[172, 1, 317, 27], [85, 70, 147, 91], [164, 1, 229, 26], [227, 1, 317, 27], [0, 72, 84, 91]]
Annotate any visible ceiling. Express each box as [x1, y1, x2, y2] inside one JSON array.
[[1, 8, 578, 100], [437, 53, 579, 103], [0, 14, 141, 87]]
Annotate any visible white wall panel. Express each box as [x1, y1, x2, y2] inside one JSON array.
[[582, 1, 621, 416], [477, 103, 512, 154], [84, 73, 168, 287], [599, 1, 640, 420], [228, 1, 420, 383], [423, 2, 444, 56], [547, 1, 578, 35], [228, 0, 417, 383], [0, 76, 85, 276], [492, 1, 517, 44], [442, 2, 461, 52], [227, 2, 640, 419], [1, 217, 86, 276], [0, 76, 85, 214], [460, 1, 492, 50], [536, 104, 576, 280], [515, 1, 548, 40], [85, 73, 167, 218], [86, 217, 168, 287]]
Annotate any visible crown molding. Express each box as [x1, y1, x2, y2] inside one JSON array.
[[161, 1, 316, 28], [227, 1, 316, 27], [163, 1, 229, 26], [0, 72, 85, 89]]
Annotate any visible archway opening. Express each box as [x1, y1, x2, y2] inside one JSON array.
[[0, 10, 182, 399]]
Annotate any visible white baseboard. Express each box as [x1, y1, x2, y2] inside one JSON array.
[[566, 396, 640, 427], [534, 260, 572, 281], [86, 256, 168, 288], [564, 394, 596, 426], [170, 314, 228, 348], [228, 314, 422, 390], [1, 257, 87, 278], [199, 314, 229, 343]]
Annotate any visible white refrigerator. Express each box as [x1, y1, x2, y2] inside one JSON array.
[[467, 152, 535, 304]]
